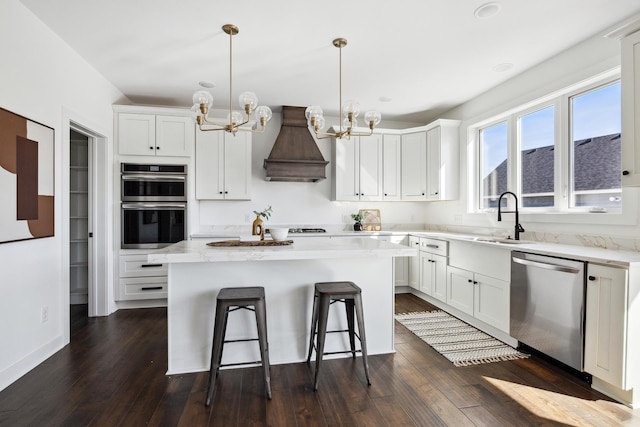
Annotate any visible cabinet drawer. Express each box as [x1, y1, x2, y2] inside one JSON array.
[[119, 277, 167, 300], [119, 255, 168, 278], [419, 238, 448, 256]]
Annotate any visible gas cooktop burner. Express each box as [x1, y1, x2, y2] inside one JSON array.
[[265, 228, 326, 234], [289, 228, 326, 233]]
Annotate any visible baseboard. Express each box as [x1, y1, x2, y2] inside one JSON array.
[[592, 377, 639, 408], [0, 335, 65, 393]]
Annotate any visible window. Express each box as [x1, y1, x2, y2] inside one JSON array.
[[570, 82, 621, 208], [479, 122, 507, 209], [519, 106, 555, 208], [473, 77, 621, 214]]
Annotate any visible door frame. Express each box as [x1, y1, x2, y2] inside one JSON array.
[[61, 108, 113, 342]]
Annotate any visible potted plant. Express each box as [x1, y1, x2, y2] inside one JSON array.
[[351, 211, 367, 231], [252, 206, 272, 240]]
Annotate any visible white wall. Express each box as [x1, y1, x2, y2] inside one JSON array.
[[0, 0, 125, 392], [424, 29, 640, 240], [195, 113, 426, 231]]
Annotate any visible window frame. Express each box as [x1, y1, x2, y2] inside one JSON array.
[[469, 72, 623, 218]]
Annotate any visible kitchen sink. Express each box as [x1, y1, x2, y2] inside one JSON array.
[[472, 237, 532, 244]]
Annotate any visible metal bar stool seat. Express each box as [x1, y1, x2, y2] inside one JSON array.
[[306, 281, 371, 391], [205, 286, 271, 406]]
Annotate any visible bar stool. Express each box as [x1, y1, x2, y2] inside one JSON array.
[[205, 286, 271, 407], [306, 281, 371, 391]]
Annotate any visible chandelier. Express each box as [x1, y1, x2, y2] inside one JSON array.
[[305, 38, 381, 139], [191, 24, 272, 134]]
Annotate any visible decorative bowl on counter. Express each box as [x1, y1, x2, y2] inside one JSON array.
[[269, 227, 289, 241]]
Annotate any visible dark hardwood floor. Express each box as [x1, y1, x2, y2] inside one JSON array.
[[0, 294, 638, 426]]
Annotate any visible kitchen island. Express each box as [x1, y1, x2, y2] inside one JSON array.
[[149, 237, 416, 375]]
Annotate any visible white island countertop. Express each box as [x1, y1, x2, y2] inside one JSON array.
[[149, 237, 416, 264]]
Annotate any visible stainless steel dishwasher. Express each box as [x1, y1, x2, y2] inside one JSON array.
[[510, 251, 586, 371]]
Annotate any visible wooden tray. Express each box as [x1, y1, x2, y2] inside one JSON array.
[[207, 239, 294, 247]]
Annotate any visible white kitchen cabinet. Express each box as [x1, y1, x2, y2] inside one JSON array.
[[426, 120, 460, 201], [117, 254, 168, 300], [401, 131, 427, 200], [446, 265, 509, 332], [382, 134, 402, 200], [195, 129, 252, 200], [584, 263, 628, 389], [418, 237, 447, 302], [622, 30, 640, 186], [118, 113, 193, 157], [334, 134, 383, 201], [408, 236, 420, 289]]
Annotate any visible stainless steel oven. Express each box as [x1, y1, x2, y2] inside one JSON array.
[[121, 202, 187, 249], [121, 163, 187, 202], [120, 163, 188, 249]]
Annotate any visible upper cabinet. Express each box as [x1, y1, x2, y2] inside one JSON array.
[[401, 131, 428, 200], [195, 130, 252, 200], [621, 30, 640, 186], [118, 112, 193, 157], [400, 120, 460, 201], [426, 120, 460, 201], [382, 134, 402, 201], [333, 133, 384, 201]]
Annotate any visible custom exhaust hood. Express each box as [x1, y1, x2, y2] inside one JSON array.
[[263, 106, 329, 182]]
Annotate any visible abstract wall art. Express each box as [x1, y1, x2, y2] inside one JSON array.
[[0, 107, 54, 244]]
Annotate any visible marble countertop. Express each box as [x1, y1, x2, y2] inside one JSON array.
[[409, 231, 640, 267], [149, 236, 417, 264]]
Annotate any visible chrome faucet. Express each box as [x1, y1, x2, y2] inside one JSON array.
[[497, 191, 525, 240]]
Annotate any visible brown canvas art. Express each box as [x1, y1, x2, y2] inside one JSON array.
[[0, 107, 55, 243]]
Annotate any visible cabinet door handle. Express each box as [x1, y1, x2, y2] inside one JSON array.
[[149, 146, 154, 150], [588, 275, 597, 281], [622, 170, 630, 176], [468, 279, 473, 283], [384, 193, 388, 196], [473, 281, 478, 284], [141, 263, 163, 268], [141, 286, 163, 291]]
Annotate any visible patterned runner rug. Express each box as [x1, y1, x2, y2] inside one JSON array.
[[395, 310, 529, 367]]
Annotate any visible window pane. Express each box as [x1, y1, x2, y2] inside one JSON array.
[[519, 106, 555, 207], [479, 122, 508, 209], [571, 82, 621, 208]]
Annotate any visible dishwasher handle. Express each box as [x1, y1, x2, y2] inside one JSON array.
[[512, 256, 581, 274]]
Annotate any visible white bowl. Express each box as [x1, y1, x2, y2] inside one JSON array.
[[269, 227, 289, 241]]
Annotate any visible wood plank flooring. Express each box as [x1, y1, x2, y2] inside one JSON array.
[[0, 294, 638, 426]]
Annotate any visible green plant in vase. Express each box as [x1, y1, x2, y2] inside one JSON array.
[[252, 206, 272, 239], [351, 211, 367, 231]]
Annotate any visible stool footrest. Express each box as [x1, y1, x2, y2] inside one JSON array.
[[220, 360, 263, 368], [322, 349, 362, 356], [223, 338, 259, 344]]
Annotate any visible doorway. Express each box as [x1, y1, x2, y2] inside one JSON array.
[[69, 129, 91, 332]]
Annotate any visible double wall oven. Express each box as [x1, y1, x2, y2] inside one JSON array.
[[121, 163, 187, 249]]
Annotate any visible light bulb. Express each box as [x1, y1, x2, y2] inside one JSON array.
[[305, 105, 323, 120], [255, 106, 273, 122], [343, 117, 357, 129], [364, 111, 382, 127], [342, 100, 360, 117], [228, 111, 243, 126], [193, 91, 213, 108], [314, 116, 326, 132], [238, 91, 258, 109]]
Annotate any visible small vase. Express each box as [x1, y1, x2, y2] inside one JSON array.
[[353, 221, 363, 231], [252, 216, 265, 240]]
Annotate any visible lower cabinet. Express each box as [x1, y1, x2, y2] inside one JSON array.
[[584, 263, 628, 389], [420, 252, 447, 302], [446, 265, 509, 333], [408, 236, 420, 289], [117, 254, 168, 300]]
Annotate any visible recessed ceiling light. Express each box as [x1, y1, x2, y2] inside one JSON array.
[[474, 2, 502, 19], [379, 96, 393, 102], [199, 81, 215, 88], [493, 62, 513, 72]]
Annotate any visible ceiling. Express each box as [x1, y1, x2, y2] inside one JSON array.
[[19, 0, 640, 124]]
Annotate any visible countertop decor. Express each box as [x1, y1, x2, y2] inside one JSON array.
[[207, 239, 293, 247]]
